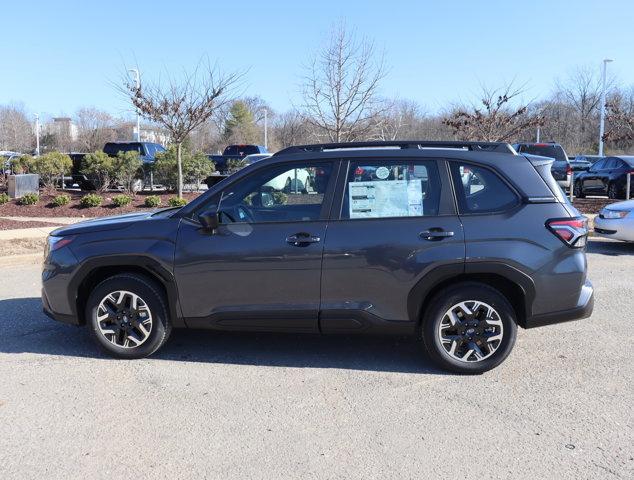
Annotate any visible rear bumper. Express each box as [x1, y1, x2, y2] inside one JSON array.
[[524, 280, 594, 328]]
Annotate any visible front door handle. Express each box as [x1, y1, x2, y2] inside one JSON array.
[[286, 232, 321, 246], [420, 229, 454, 241]]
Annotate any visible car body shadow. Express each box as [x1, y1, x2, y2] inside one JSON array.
[[587, 237, 634, 256], [0, 297, 444, 375]]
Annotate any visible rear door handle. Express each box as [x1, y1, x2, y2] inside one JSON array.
[[420, 230, 454, 241], [286, 232, 321, 246]]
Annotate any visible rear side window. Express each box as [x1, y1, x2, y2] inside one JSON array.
[[341, 160, 441, 219], [103, 143, 144, 156], [450, 163, 519, 214], [223, 145, 259, 156]]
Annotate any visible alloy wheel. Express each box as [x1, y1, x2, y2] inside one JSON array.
[[437, 300, 504, 363], [96, 290, 153, 348]]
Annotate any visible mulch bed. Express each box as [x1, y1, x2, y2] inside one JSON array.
[[0, 190, 203, 218], [572, 197, 622, 215]]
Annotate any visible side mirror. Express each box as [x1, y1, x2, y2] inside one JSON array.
[[198, 207, 219, 231]]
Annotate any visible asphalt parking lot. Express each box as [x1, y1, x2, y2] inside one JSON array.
[[0, 238, 632, 479]]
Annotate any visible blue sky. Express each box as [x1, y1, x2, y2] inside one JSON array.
[[1, 0, 632, 120]]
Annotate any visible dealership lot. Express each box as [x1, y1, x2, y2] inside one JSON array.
[[0, 238, 632, 479]]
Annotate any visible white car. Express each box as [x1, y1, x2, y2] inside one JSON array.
[[264, 167, 311, 192], [243, 153, 271, 165], [594, 200, 634, 242]]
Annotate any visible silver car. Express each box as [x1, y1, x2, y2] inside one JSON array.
[[594, 200, 634, 242]]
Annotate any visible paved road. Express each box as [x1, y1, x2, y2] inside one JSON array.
[[0, 239, 632, 479]]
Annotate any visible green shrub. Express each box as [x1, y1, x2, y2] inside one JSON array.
[[80, 193, 102, 208], [112, 194, 132, 207], [168, 197, 187, 207], [28, 152, 73, 191], [144, 195, 161, 208], [112, 151, 143, 194], [81, 151, 114, 192], [0, 193, 9, 205], [52, 193, 71, 207], [154, 145, 214, 191], [19, 193, 39, 205]]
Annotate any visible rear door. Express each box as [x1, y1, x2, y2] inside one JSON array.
[[319, 158, 464, 332]]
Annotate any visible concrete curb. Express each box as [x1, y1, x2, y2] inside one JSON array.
[[0, 253, 42, 267]]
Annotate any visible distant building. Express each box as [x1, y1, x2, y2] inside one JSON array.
[[46, 117, 79, 142]]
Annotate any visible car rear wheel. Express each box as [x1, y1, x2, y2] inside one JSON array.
[[608, 182, 620, 199], [421, 282, 517, 374], [573, 181, 585, 198], [86, 273, 172, 359]]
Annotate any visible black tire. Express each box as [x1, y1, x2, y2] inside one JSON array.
[[573, 181, 585, 198], [608, 182, 620, 199], [85, 273, 172, 359], [421, 282, 517, 374]]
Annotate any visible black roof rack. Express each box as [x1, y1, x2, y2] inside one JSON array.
[[274, 140, 516, 156]]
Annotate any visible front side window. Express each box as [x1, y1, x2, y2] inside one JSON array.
[[341, 160, 441, 219], [450, 162, 519, 214], [217, 162, 333, 223]]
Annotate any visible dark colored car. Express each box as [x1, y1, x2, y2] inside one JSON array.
[[42, 141, 593, 374], [208, 145, 269, 174], [574, 156, 634, 199], [570, 159, 592, 172], [575, 155, 603, 164], [512, 143, 572, 188], [72, 142, 166, 190]]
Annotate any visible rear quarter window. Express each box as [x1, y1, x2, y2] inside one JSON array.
[[450, 162, 520, 214]]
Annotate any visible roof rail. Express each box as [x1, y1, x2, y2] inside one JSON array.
[[274, 140, 516, 156]]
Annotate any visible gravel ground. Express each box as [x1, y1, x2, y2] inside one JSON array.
[[0, 238, 632, 479]]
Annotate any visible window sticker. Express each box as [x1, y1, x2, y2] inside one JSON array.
[[375, 166, 390, 179], [349, 179, 423, 218]]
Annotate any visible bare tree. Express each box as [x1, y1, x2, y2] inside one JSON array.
[[301, 23, 386, 142], [121, 61, 241, 197], [442, 83, 541, 142], [604, 87, 634, 145], [273, 110, 310, 148], [76, 107, 116, 152], [0, 104, 32, 152]]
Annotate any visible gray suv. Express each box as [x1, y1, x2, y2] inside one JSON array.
[[42, 141, 593, 374]]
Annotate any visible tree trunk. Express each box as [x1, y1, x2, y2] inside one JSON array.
[[177, 142, 183, 199]]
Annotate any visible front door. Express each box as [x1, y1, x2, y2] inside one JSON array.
[[174, 160, 338, 332], [320, 158, 465, 333]]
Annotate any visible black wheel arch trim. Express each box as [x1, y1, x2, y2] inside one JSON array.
[[407, 261, 536, 328], [68, 255, 184, 327]]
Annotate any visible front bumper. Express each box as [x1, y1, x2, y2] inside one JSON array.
[[524, 280, 594, 328], [594, 216, 634, 242], [42, 288, 79, 325]]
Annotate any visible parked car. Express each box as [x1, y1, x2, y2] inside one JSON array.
[[573, 156, 634, 199], [208, 145, 269, 174], [243, 153, 271, 165], [1, 150, 22, 174], [42, 140, 593, 374], [570, 159, 592, 172], [575, 155, 603, 164], [594, 200, 634, 242], [512, 142, 572, 189], [205, 145, 270, 188], [72, 142, 166, 190]]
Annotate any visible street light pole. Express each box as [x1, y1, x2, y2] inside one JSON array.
[[264, 109, 268, 149], [598, 58, 613, 157], [34, 113, 40, 156], [128, 69, 141, 141]]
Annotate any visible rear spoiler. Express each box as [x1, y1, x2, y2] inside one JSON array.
[[523, 154, 568, 204]]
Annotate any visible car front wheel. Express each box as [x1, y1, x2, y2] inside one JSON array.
[[574, 181, 585, 198], [422, 282, 517, 374], [86, 273, 172, 359]]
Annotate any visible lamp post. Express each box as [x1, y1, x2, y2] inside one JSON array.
[[598, 58, 613, 157], [34, 113, 40, 156], [128, 69, 141, 141]]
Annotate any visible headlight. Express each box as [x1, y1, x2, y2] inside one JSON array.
[[601, 209, 630, 219], [45, 235, 75, 256]]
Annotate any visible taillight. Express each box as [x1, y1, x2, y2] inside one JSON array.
[[546, 217, 588, 248], [566, 165, 573, 175], [354, 167, 365, 175]]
